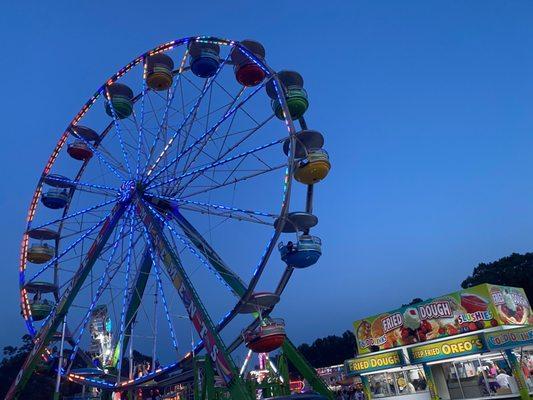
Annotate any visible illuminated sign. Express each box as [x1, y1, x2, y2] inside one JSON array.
[[484, 326, 533, 351], [407, 334, 486, 363], [345, 350, 405, 375]]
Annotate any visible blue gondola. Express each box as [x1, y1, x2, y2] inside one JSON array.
[[278, 235, 322, 268], [41, 189, 69, 209], [188, 41, 220, 78]]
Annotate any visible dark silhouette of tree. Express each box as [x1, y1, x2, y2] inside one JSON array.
[[402, 298, 424, 307], [295, 330, 356, 369], [461, 252, 533, 302], [0, 335, 109, 399], [0, 335, 55, 399]]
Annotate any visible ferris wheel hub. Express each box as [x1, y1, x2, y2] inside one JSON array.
[[118, 179, 137, 203]]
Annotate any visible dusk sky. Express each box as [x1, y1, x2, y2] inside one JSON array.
[[1, 1, 533, 350]]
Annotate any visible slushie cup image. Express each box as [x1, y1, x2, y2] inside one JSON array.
[[460, 293, 488, 313]]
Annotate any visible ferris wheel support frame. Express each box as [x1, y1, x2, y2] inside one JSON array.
[[135, 197, 254, 400]]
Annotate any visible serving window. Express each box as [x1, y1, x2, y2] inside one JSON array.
[[367, 366, 428, 397], [438, 353, 520, 398]]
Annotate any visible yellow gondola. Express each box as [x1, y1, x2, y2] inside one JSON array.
[[294, 149, 330, 184]]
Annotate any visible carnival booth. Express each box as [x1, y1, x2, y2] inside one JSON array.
[[344, 284, 533, 400]]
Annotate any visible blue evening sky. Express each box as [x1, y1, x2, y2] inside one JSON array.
[[1, 1, 533, 349]]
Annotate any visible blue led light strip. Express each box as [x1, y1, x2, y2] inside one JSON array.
[[115, 208, 136, 381], [136, 59, 148, 180], [147, 194, 276, 218], [104, 87, 133, 177], [142, 60, 183, 177], [143, 201, 234, 294], [30, 198, 118, 231], [141, 226, 179, 352], [28, 212, 111, 284], [147, 138, 283, 191], [71, 126, 126, 182], [44, 176, 119, 193]]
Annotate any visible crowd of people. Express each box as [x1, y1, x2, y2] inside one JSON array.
[[335, 386, 365, 400]]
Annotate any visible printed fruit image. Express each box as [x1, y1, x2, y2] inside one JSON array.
[[371, 316, 386, 348], [357, 320, 372, 342], [400, 326, 417, 344], [468, 322, 478, 331], [499, 304, 528, 324], [447, 325, 459, 335], [461, 293, 488, 313]]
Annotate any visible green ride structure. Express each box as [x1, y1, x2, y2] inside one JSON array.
[[9, 36, 332, 400]]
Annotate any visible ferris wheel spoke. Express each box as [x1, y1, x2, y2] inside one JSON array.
[[71, 127, 127, 182], [30, 198, 118, 231], [114, 207, 136, 380], [146, 195, 275, 226], [43, 176, 119, 194], [135, 60, 149, 180], [145, 52, 231, 180], [164, 207, 248, 297], [214, 80, 260, 126], [146, 77, 270, 188], [142, 76, 181, 176], [104, 88, 133, 177], [27, 211, 114, 284], [173, 114, 277, 197], [147, 138, 284, 192], [179, 164, 286, 199], [144, 204, 238, 297], [179, 205, 274, 226], [59, 216, 141, 245], [175, 87, 246, 186], [109, 247, 152, 364], [60, 221, 145, 298], [65, 209, 134, 370], [96, 144, 133, 176], [142, 227, 179, 355]]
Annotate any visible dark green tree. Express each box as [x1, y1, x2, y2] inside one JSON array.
[[0, 335, 90, 399], [0, 335, 55, 399], [295, 330, 356, 369], [461, 252, 533, 301]]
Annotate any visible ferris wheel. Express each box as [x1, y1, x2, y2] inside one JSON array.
[[9, 36, 331, 399]]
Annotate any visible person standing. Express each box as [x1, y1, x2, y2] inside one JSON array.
[[496, 369, 512, 389]]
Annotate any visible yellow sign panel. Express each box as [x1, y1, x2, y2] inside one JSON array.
[[345, 350, 404, 375], [408, 334, 486, 363]]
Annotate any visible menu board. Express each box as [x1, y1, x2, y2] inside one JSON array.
[[353, 284, 532, 354]]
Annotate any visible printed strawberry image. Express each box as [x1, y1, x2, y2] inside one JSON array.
[[447, 325, 459, 335], [514, 305, 524, 321]]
